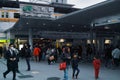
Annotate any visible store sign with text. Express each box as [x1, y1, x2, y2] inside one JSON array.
[[20, 3, 54, 19]]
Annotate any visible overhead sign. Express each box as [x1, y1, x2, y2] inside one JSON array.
[[20, 3, 54, 19], [40, 32, 91, 39]]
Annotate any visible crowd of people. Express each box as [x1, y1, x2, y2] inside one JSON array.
[[0, 43, 120, 80]]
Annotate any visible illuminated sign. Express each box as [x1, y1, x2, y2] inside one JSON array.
[[0, 40, 7, 42]]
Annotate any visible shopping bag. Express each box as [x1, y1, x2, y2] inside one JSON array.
[[59, 62, 66, 70]]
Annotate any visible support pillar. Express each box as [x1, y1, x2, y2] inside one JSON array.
[[90, 24, 94, 54], [98, 38, 104, 54], [28, 28, 33, 50], [6, 30, 15, 45], [6, 30, 11, 45], [113, 35, 119, 46]]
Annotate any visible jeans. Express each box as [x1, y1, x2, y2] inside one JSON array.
[[25, 58, 30, 70], [72, 67, 80, 78], [105, 58, 112, 68], [113, 58, 119, 67], [64, 66, 69, 80]]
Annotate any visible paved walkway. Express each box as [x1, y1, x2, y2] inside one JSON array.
[[0, 58, 120, 80]]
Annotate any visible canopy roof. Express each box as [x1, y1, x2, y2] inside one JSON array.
[[11, 0, 120, 34]]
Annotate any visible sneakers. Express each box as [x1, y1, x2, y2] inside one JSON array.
[[72, 75, 78, 79]]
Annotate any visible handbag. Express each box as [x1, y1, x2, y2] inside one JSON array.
[[59, 62, 66, 70]]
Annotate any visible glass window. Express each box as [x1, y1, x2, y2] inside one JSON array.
[[2, 12, 4, 18], [14, 13, 20, 18], [56, 0, 58, 2], [62, 0, 63, 3], [6, 12, 9, 18]]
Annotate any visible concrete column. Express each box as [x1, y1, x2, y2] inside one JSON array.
[[93, 33, 97, 54], [98, 38, 104, 54], [28, 28, 33, 50], [113, 35, 119, 46], [72, 39, 80, 46], [7, 30, 15, 41], [90, 24, 94, 54], [6, 30, 11, 45], [6, 30, 15, 48]]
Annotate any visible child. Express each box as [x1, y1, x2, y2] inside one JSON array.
[[71, 54, 80, 79], [93, 55, 101, 80]]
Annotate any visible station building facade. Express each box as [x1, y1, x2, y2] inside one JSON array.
[[0, 0, 120, 53]]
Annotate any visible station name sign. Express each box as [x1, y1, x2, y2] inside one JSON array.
[[20, 3, 54, 19]]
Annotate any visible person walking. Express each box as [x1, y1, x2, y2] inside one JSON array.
[[93, 55, 101, 80], [33, 44, 41, 62], [71, 54, 80, 79], [46, 47, 52, 65], [61, 47, 71, 80], [23, 43, 31, 71], [112, 46, 120, 68], [104, 45, 112, 68], [3, 43, 18, 80]]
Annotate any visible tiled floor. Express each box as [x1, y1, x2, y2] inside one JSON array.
[[0, 58, 120, 80]]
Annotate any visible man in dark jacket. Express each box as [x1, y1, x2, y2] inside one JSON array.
[[23, 43, 31, 71], [3, 43, 18, 80]]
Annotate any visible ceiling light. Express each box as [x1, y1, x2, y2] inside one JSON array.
[[58, 24, 61, 26], [72, 25, 74, 27], [43, 23, 46, 26], [26, 22, 29, 24], [104, 26, 110, 29], [59, 39, 64, 42]]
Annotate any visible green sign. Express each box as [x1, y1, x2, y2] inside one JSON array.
[[23, 6, 32, 12]]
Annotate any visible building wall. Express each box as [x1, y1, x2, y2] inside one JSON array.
[[0, 7, 19, 45], [0, 7, 19, 32], [51, 0, 67, 4]]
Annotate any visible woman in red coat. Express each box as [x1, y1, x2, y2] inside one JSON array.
[[33, 45, 41, 62], [93, 55, 101, 80]]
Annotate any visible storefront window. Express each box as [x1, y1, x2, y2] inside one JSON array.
[[105, 40, 111, 44]]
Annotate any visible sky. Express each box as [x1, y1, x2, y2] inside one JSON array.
[[17, 0, 106, 8], [68, 0, 106, 8]]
